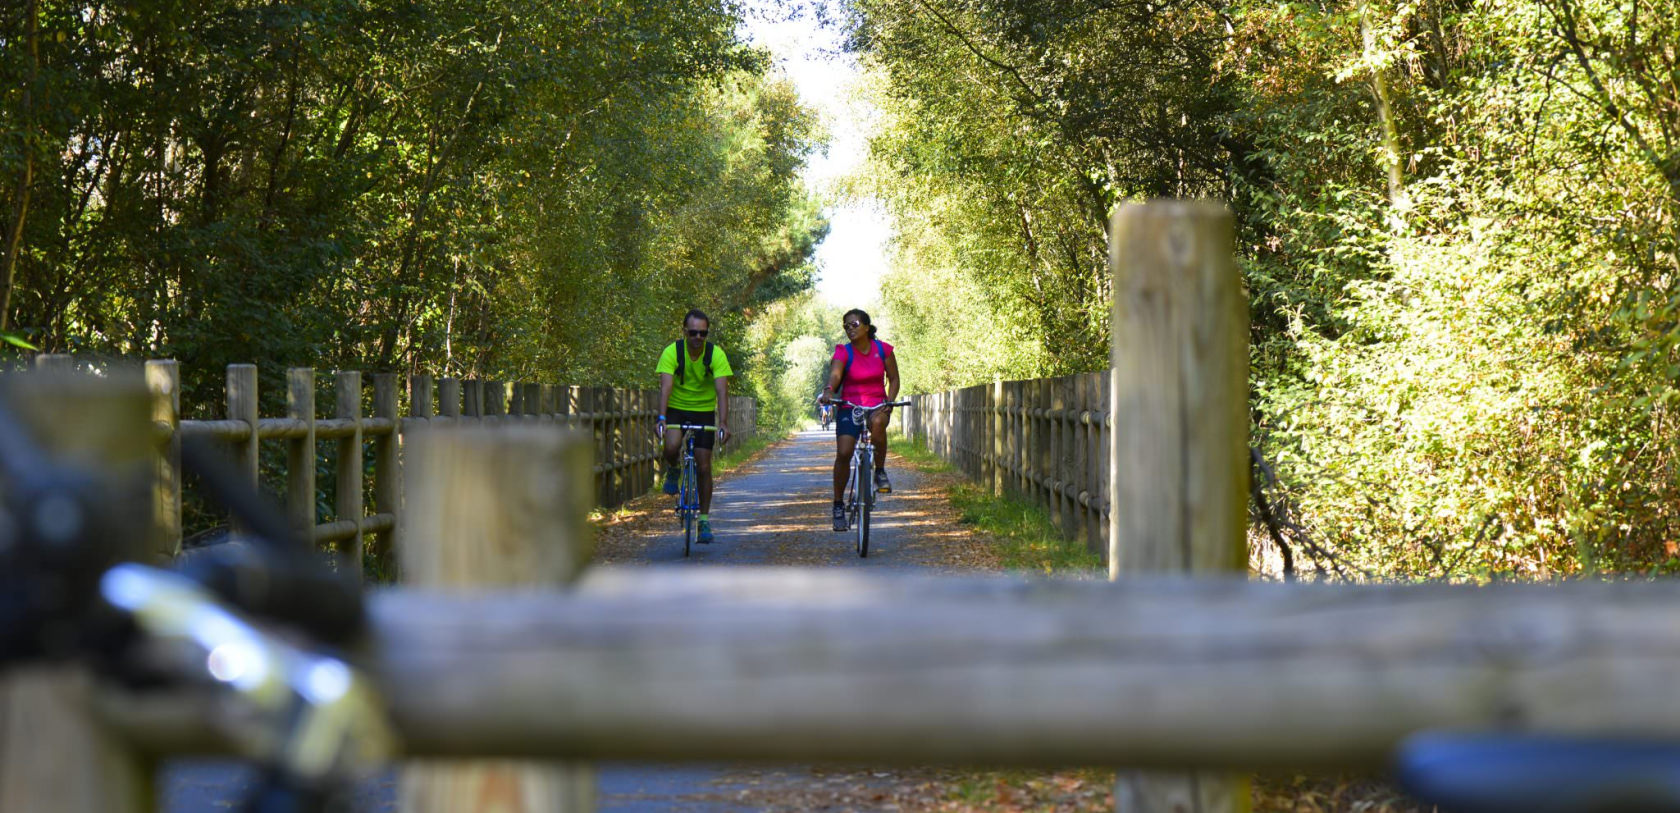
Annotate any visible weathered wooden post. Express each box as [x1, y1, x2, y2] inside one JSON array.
[[145, 359, 182, 562], [439, 378, 461, 421], [0, 372, 154, 813], [1109, 200, 1249, 813], [373, 373, 399, 567], [287, 368, 317, 538], [227, 364, 259, 491], [336, 371, 363, 579], [410, 374, 435, 423], [398, 423, 597, 813], [523, 384, 541, 425], [463, 379, 482, 418], [990, 380, 1004, 496]]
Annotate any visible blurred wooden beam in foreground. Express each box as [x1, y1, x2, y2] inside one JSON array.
[[103, 569, 1680, 770]]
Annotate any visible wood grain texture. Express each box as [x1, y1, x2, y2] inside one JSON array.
[[399, 424, 597, 813], [1109, 201, 1249, 813], [145, 359, 181, 562], [226, 364, 259, 491], [1109, 201, 1247, 576], [287, 367, 317, 538], [100, 572, 1680, 769], [2, 669, 150, 813], [2, 374, 152, 813], [336, 370, 364, 580]]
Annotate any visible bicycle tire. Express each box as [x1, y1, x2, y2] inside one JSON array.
[[857, 447, 872, 557], [845, 455, 860, 537], [681, 459, 697, 557]]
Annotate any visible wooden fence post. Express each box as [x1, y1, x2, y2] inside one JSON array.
[[611, 389, 623, 496], [227, 364, 259, 490], [287, 368, 317, 538], [336, 371, 363, 580], [1108, 200, 1249, 813], [399, 423, 597, 813], [1, 373, 153, 813], [411, 375, 435, 422], [33, 353, 72, 371], [440, 378, 461, 420], [463, 379, 482, 418], [1087, 372, 1106, 555], [524, 384, 542, 425], [583, 388, 602, 505], [1055, 376, 1076, 541], [374, 373, 399, 568], [145, 359, 181, 562]]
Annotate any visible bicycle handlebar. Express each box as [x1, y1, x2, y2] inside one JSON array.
[[827, 399, 913, 412], [0, 381, 393, 812]]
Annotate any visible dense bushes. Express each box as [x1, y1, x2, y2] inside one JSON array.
[[844, 0, 1680, 576]]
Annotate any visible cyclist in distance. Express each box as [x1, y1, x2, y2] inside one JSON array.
[[655, 308, 732, 544], [818, 308, 901, 531]]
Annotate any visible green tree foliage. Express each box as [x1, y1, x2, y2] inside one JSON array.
[[844, 0, 1680, 576], [0, 0, 827, 416], [739, 292, 843, 429]]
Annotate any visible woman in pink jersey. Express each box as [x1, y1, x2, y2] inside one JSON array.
[[817, 308, 900, 532]]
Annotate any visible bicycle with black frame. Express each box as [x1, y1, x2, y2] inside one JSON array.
[[820, 398, 911, 558]]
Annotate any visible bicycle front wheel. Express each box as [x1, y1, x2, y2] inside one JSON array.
[[682, 462, 697, 557], [856, 447, 873, 557]]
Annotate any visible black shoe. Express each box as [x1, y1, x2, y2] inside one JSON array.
[[874, 469, 892, 493], [832, 504, 848, 532]]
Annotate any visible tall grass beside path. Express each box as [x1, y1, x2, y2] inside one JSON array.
[[892, 438, 1104, 575]]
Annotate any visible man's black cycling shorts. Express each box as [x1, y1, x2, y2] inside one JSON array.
[[666, 408, 717, 449]]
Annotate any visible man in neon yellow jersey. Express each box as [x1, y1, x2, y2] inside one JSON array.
[[654, 308, 732, 544]]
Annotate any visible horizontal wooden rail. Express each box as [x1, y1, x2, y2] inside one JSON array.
[[37, 357, 759, 568], [98, 569, 1680, 770], [312, 513, 396, 544]]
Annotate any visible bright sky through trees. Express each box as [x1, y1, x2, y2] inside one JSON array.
[[741, 1, 893, 308]]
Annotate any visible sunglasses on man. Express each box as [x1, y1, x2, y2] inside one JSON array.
[[687, 329, 708, 338]]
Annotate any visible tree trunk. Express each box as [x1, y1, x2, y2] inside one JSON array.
[[0, 0, 40, 332]]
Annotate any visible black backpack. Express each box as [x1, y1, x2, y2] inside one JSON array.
[[671, 340, 715, 382]]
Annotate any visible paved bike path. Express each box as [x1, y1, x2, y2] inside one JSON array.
[[164, 428, 965, 812], [594, 427, 958, 811], [598, 427, 955, 570]]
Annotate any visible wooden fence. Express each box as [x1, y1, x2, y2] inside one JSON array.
[[35, 357, 756, 573], [898, 372, 1112, 556], [15, 201, 1627, 813]]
